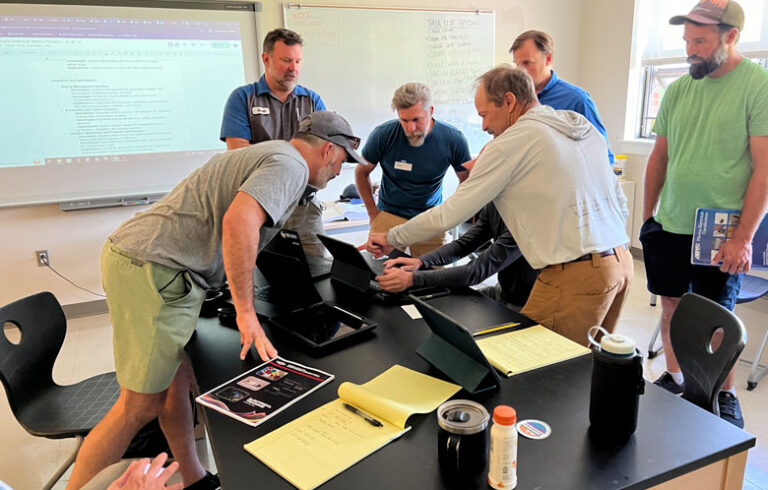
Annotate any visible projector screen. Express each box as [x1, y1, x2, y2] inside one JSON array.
[[0, 1, 261, 207]]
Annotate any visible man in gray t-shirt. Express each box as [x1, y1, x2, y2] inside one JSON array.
[[67, 111, 364, 490]]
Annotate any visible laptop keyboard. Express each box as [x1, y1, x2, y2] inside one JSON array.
[[308, 261, 332, 277], [253, 286, 274, 301]]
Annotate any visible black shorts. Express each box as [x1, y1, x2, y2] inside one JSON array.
[[639, 217, 742, 310]]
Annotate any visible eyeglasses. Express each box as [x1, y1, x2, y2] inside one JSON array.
[[329, 132, 361, 150]]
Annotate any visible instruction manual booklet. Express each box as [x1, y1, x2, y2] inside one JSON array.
[[196, 357, 334, 427], [476, 325, 590, 377], [691, 208, 768, 270], [244, 365, 460, 490]]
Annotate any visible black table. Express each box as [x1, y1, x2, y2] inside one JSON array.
[[188, 280, 755, 490]]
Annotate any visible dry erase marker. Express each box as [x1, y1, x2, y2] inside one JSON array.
[[343, 403, 383, 427]]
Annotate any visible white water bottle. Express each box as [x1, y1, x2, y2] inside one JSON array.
[[488, 405, 517, 489]]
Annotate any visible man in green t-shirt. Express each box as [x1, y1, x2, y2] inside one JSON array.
[[641, 0, 768, 429]]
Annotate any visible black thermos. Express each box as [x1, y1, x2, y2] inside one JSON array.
[[588, 326, 645, 444]]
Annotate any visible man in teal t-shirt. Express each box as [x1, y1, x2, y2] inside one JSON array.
[[641, 0, 768, 429], [355, 82, 471, 257]]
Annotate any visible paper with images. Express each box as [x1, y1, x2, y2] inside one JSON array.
[[244, 365, 460, 490], [477, 325, 590, 377]]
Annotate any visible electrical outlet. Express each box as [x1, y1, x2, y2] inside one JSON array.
[[36, 250, 49, 267]]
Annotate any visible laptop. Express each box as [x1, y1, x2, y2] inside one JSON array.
[[252, 250, 324, 314], [411, 296, 501, 394], [316, 234, 409, 294], [263, 229, 333, 280]]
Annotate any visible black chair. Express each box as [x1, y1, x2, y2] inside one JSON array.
[[670, 293, 747, 416], [648, 274, 768, 390], [0, 292, 120, 490]]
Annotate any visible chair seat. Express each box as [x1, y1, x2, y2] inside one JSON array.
[[16, 372, 120, 439], [737, 275, 768, 303]]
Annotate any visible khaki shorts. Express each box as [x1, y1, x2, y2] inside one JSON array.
[[101, 242, 205, 394]]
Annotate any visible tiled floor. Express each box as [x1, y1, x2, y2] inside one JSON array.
[[1, 258, 767, 489]]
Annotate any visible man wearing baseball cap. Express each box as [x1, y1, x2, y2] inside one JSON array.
[[641, 0, 768, 428], [67, 111, 363, 489]]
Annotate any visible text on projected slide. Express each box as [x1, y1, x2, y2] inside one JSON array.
[[0, 15, 246, 168]]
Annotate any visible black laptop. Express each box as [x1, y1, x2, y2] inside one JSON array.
[[316, 234, 409, 294], [263, 229, 333, 280], [218, 249, 376, 351], [254, 250, 323, 312]]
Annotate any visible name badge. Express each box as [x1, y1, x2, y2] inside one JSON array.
[[251, 106, 270, 115], [394, 160, 413, 171]]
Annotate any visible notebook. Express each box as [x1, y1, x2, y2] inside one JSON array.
[[475, 325, 590, 377], [243, 365, 460, 490]]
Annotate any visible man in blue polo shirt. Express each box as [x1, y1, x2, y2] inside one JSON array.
[[354, 82, 471, 256], [220, 28, 327, 256], [511, 30, 614, 163]]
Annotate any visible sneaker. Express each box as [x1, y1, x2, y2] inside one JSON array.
[[653, 372, 684, 395], [184, 471, 221, 490], [718, 392, 744, 429]]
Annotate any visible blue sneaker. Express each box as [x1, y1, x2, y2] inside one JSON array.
[[718, 392, 744, 429], [653, 372, 684, 395]]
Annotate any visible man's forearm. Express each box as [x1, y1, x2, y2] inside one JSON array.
[[643, 147, 668, 220], [420, 222, 491, 267], [222, 226, 259, 316], [387, 160, 505, 248], [221, 193, 268, 316], [354, 166, 378, 216]]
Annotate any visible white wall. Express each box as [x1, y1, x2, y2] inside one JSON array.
[[0, 0, 586, 307], [577, 0, 635, 153]]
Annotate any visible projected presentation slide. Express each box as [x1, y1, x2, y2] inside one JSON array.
[[0, 15, 246, 168]]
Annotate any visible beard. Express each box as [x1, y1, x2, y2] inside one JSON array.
[[275, 71, 298, 91], [688, 43, 728, 80], [405, 131, 426, 147], [313, 165, 335, 189]]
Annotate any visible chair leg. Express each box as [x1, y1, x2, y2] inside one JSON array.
[[42, 435, 83, 490], [741, 322, 768, 391], [648, 318, 663, 359]]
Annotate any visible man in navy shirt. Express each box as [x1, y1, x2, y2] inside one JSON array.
[[511, 30, 614, 163], [355, 82, 471, 256], [220, 28, 327, 256]]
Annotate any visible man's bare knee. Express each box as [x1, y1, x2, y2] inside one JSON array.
[[119, 388, 169, 428]]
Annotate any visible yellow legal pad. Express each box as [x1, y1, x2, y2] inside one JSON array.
[[243, 365, 460, 490], [476, 324, 590, 377]]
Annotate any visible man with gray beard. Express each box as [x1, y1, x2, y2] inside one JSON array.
[[641, 0, 768, 428], [355, 82, 471, 256]]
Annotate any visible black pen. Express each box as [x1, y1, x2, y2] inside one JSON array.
[[419, 290, 450, 300], [343, 403, 383, 427]]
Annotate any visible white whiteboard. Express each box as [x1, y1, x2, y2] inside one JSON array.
[[284, 4, 494, 155]]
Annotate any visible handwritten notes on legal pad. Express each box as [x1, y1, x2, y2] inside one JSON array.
[[244, 365, 460, 490], [476, 325, 590, 377]]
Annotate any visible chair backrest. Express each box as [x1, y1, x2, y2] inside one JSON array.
[[0, 292, 66, 415], [670, 292, 747, 415]]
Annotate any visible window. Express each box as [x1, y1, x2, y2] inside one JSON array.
[[633, 0, 768, 139]]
